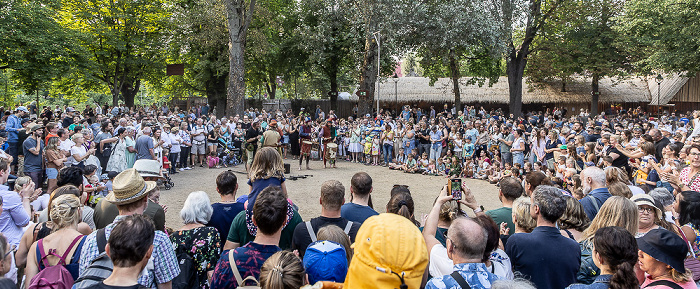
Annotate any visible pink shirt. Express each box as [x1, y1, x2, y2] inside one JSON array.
[[641, 275, 698, 289]]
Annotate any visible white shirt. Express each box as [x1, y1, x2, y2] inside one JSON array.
[[429, 244, 514, 280], [70, 145, 87, 165]]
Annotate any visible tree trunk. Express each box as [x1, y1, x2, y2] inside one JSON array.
[[358, 34, 378, 117], [448, 49, 461, 112], [329, 72, 338, 112], [120, 79, 140, 107], [591, 73, 600, 116], [506, 49, 526, 117], [225, 0, 256, 117], [265, 74, 277, 99]]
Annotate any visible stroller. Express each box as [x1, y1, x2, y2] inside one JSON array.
[[217, 137, 242, 167], [159, 156, 175, 190]]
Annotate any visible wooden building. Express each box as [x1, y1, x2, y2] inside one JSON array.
[[351, 76, 651, 113], [650, 74, 700, 112]]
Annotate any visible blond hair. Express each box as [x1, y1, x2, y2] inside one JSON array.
[[260, 251, 306, 289], [49, 194, 82, 229], [513, 197, 536, 233], [317, 225, 353, 262], [249, 147, 285, 181], [581, 196, 638, 242], [71, 133, 84, 141]]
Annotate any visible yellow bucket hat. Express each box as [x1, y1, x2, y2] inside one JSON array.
[[343, 213, 428, 289]]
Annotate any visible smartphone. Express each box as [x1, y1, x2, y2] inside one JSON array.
[[449, 179, 462, 200]]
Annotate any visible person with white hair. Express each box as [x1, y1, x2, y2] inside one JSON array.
[[649, 187, 676, 223], [170, 191, 221, 289], [579, 166, 610, 220]]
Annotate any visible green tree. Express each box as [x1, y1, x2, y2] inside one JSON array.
[[619, 0, 700, 74], [61, 0, 171, 107], [0, 0, 80, 94], [408, 0, 504, 111], [528, 0, 630, 115]]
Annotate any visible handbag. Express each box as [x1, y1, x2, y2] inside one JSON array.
[[677, 224, 700, 281]]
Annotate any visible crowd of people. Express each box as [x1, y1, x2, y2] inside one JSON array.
[[0, 101, 699, 289]]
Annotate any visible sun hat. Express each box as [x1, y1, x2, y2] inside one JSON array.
[[16, 106, 28, 113], [269, 120, 277, 127], [637, 228, 688, 274], [106, 168, 156, 205], [631, 194, 663, 220], [303, 240, 348, 284], [343, 213, 428, 289], [132, 159, 163, 179]]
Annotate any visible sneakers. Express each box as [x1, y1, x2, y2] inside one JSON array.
[[184, 167, 192, 170], [179, 168, 185, 172]]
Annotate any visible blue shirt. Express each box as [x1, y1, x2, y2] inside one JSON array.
[[567, 274, 611, 289], [209, 202, 245, 243], [506, 226, 581, 289], [341, 202, 378, 224], [579, 188, 611, 221], [425, 263, 500, 289], [6, 114, 22, 142], [0, 185, 30, 246]]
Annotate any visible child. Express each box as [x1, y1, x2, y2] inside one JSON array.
[[363, 135, 372, 165], [371, 134, 381, 165], [452, 134, 463, 162], [342, 131, 351, 161], [463, 137, 475, 159], [462, 157, 474, 178], [424, 159, 437, 175], [502, 162, 513, 178], [488, 165, 502, 184], [403, 151, 418, 173], [389, 148, 406, 169], [417, 153, 429, 174], [601, 156, 613, 170], [436, 158, 446, 176], [208, 151, 220, 168], [87, 174, 108, 206], [243, 147, 288, 237]]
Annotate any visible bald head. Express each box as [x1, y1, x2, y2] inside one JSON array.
[[649, 128, 661, 141], [447, 217, 487, 261]]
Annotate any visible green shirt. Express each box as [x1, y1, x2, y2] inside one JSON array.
[[226, 209, 304, 250], [486, 207, 514, 235]]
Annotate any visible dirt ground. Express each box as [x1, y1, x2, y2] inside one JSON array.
[[161, 159, 502, 228]]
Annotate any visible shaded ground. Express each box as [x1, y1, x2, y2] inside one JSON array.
[[161, 160, 501, 229]]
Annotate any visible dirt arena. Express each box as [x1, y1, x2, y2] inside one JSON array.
[[160, 160, 502, 229]]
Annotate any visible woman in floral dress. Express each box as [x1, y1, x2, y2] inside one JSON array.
[[170, 191, 222, 289]]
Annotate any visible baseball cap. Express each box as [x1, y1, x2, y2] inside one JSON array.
[[16, 106, 28, 113], [637, 228, 688, 273], [344, 213, 428, 289], [30, 124, 44, 132], [303, 240, 348, 284], [66, 107, 76, 112]]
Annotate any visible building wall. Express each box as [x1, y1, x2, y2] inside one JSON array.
[[671, 76, 700, 103]]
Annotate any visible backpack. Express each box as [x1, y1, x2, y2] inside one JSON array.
[[171, 244, 200, 289], [73, 229, 113, 289], [306, 221, 353, 242], [229, 250, 260, 289], [28, 235, 83, 289]]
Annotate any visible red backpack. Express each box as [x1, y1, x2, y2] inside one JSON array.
[[28, 235, 84, 289]]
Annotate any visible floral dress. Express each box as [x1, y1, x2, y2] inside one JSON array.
[[170, 226, 222, 289]]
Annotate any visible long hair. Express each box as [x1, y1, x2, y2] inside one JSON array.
[[46, 136, 60, 152], [558, 195, 590, 232], [260, 251, 306, 289], [678, 191, 700, 230], [387, 191, 419, 226], [593, 226, 639, 289], [249, 147, 285, 181], [581, 196, 638, 243]]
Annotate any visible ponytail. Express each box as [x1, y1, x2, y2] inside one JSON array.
[[609, 261, 638, 289], [387, 192, 418, 226]]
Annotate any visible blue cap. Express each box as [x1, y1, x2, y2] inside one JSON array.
[[303, 240, 348, 284]]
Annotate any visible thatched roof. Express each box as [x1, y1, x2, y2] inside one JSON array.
[[648, 73, 689, 105], [350, 76, 651, 104]]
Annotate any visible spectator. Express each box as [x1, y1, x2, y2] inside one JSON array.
[[474, 214, 514, 280], [637, 229, 695, 288], [25, 194, 86, 283], [78, 168, 180, 288], [649, 187, 675, 223], [506, 185, 580, 289], [135, 127, 155, 161], [340, 172, 377, 223], [302, 240, 348, 284], [511, 196, 537, 234], [632, 194, 676, 237], [579, 167, 611, 220], [170, 191, 221, 289], [291, 180, 359, 258], [344, 213, 428, 289], [0, 159, 33, 249], [83, 215, 156, 289], [22, 124, 44, 188], [44, 137, 66, 194], [566, 226, 639, 289], [486, 177, 523, 235], [211, 186, 287, 288], [424, 184, 499, 288], [577, 196, 638, 284], [6, 107, 28, 172], [558, 195, 590, 242], [0, 234, 12, 278], [209, 171, 244, 243], [675, 191, 700, 255], [316, 225, 353, 263], [386, 190, 420, 226]]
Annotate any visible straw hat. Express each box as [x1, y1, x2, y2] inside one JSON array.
[[106, 168, 156, 205]]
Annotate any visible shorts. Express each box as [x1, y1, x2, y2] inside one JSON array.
[[46, 168, 59, 179], [192, 143, 206, 155]]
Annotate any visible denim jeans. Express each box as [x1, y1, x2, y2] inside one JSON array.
[[382, 143, 393, 164], [501, 152, 513, 166], [513, 152, 525, 166], [430, 143, 442, 163]]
